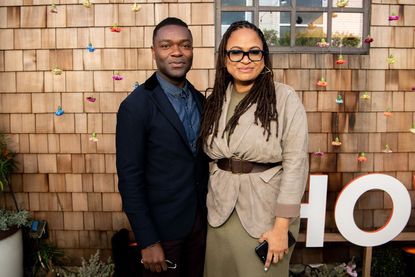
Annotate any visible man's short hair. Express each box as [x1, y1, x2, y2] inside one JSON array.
[[152, 17, 192, 43]]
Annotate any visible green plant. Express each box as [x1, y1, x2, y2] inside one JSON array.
[[0, 133, 20, 211], [59, 250, 114, 277], [25, 241, 69, 277], [262, 28, 290, 46], [290, 257, 359, 277], [295, 28, 326, 47], [332, 32, 361, 48], [263, 29, 279, 46], [0, 133, 17, 191], [0, 209, 30, 231], [371, 245, 406, 277]]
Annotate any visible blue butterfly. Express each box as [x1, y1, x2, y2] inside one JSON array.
[[55, 106, 64, 116], [87, 42, 95, 52]]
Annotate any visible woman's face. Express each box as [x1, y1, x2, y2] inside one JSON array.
[[225, 28, 265, 92]]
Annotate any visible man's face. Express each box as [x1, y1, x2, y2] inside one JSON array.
[[152, 25, 193, 86]]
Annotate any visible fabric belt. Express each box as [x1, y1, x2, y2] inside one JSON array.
[[217, 158, 282, 174]]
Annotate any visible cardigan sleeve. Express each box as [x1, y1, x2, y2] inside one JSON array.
[[275, 87, 309, 218]]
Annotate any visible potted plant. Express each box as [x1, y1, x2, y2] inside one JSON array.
[[0, 133, 30, 277]]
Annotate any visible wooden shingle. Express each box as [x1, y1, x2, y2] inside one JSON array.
[[21, 6, 46, 28]]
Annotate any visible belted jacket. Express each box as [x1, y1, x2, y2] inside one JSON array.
[[204, 82, 309, 238]]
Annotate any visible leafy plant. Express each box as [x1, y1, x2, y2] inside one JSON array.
[[59, 250, 114, 277], [263, 29, 279, 46], [0, 133, 17, 191], [332, 32, 361, 48], [25, 241, 69, 277], [371, 245, 406, 277], [0, 209, 30, 231], [290, 257, 359, 277], [0, 133, 20, 211], [263, 28, 290, 46], [294, 27, 326, 47]]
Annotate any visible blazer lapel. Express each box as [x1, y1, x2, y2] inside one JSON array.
[[149, 86, 190, 151]]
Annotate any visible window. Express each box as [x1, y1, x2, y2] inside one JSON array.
[[217, 0, 371, 53]]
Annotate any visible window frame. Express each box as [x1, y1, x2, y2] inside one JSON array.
[[216, 0, 371, 54]]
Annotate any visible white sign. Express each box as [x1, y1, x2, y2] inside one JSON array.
[[301, 174, 412, 247], [300, 175, 328, 247]]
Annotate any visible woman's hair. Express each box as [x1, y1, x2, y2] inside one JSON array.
[[199, 21, 278, 147]]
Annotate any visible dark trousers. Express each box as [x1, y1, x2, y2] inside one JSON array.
[[143, 209, 207, 277]]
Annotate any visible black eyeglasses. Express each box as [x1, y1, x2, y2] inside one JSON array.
[[225, 49, 266, 62]]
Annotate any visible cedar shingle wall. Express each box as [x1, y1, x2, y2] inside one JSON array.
[[0, 0, 414, 263]]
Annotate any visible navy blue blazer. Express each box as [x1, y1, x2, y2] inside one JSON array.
[[116, 73, 209, 249]]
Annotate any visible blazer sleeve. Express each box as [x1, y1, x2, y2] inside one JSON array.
[[276, 89, 309, 218], [116, 98, 160, 249]]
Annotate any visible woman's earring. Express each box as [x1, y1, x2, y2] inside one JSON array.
[[262, 66, 271, 74]]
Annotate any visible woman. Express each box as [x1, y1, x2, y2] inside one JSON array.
[[200, 21, 309, 276]]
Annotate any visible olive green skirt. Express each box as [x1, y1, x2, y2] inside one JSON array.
[[204, 210, 300, 277]]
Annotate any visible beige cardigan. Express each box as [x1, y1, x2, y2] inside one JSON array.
[[204, 82, 309, 238]]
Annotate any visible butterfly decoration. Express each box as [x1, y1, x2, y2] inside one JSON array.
[[55, 106, 64, 116], [388, 13, 399, 21], [364, 35, 374, 44], [83, 0, 92, 8], [357, 152, 367, 162], [313, 149, 325, 157], [387, 54, 396, 65], [87, 42, 95, 52], [113, 73, 123, 81], [383, 108, 393, 117], [317, 77, 328, 87], [89, 132, 99, 143], [50, 3, 58, 13], [336, 95, 344, 104], [132, 3, 141, 12], [110, 24, 121, 32], [360, 91, 370, 100], [382, 144, 393, 153], [86, 96, 96, 102], [51, 66, 63, 75], [336, 55, 346, 65], [331, 137, 342, 146], [316, 38, 329, 48]]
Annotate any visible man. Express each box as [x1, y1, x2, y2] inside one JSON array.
[[116, 17, 209, 277]]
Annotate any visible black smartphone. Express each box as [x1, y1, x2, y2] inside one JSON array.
[[255, 231, 296, 264]]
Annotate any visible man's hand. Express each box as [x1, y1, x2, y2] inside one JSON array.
[[141, 243, 168, 272]]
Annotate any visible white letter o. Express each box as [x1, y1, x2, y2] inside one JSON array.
[[335, 174, 411, 247]]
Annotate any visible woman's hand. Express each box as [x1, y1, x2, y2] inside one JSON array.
[[259, 217, 290, 271]]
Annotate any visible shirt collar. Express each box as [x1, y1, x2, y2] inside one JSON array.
[[156, 72, 189, 98]]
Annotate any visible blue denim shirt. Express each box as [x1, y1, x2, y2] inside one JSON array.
[[156, 73, 200, 155]]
